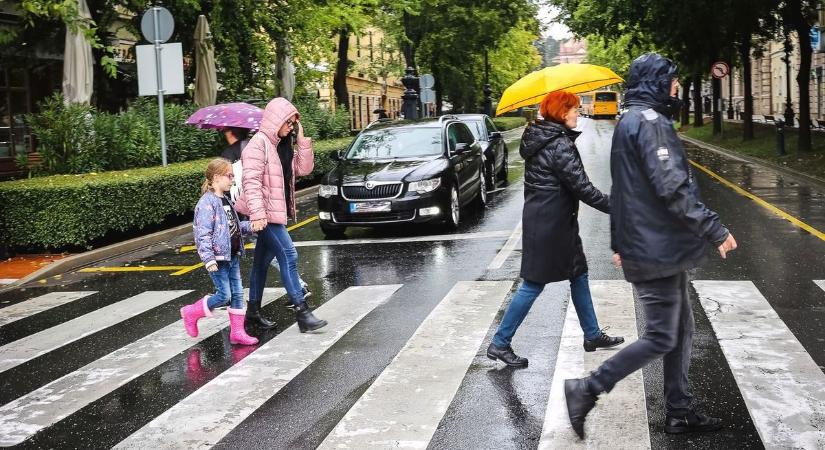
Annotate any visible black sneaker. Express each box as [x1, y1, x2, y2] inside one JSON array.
[[564, 378, 597, 439], [583, 327, 625, 352], [486, 343, 528, 368], [664, 411, 723, 434]]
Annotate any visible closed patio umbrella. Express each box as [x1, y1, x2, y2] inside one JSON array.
[[62, 0, 94, 104], [193, 15, 217, 107]]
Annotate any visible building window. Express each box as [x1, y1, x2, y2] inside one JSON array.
[[356, 34, 361, 58], [369, 31, 374, 62]]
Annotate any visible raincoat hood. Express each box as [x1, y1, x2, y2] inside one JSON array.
[[520, 119, 581, 160], [623, 53, 678, 109], [259, 97, 300, 144]]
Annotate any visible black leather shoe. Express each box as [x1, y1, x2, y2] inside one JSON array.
[[583, 328, 625, 352], [486, 343, 528, 368], [295, 302, 327, 333], [564, 378, 597, 439], [664, 412, 723, 434], [246, 302, 276, 330]]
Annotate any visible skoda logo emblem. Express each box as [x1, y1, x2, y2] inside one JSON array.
[[365, 181, 376, 190]]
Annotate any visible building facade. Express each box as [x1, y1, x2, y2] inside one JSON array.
[[554, 38, 587, 65]]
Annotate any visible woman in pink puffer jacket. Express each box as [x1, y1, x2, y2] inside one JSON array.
[[236, 97, 327, 333]]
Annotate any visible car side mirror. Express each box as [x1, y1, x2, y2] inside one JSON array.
[[489, 131, 502, 140], [454, 143, 470, 154], [332, 150, 344, 161]]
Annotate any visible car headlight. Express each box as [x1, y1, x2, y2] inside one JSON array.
[[408, 178, 441, 194], [318, 184, 338, 198]]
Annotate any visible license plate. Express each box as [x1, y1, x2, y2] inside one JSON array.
[[349, 201, 391, 213]]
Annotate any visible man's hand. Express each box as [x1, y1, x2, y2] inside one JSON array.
[[612, 253, 622, 268], [718, 233, 737, 259]]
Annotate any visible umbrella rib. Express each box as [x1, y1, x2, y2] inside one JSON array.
[[498, 77, 622, 113]]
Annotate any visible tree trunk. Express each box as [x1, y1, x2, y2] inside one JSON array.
[[793, 5, 813, 152], [681, 76, 692, 126], [693, 73, 704, 126], [402, 11, 417, 69], [333, 28, 350, 109], [712, 76, 722, 135], [739, 40, 755, 140]]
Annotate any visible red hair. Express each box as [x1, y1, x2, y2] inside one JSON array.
[[539, 91, 580, 123]]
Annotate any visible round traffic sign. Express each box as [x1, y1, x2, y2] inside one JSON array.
[[420, 73, 435, 89], [141, 7, 174, 43], [711, 61, 730, 79]]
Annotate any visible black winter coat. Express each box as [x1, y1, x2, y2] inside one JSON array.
[[519, 120, 610, 284], [610, 54, 729, 282]]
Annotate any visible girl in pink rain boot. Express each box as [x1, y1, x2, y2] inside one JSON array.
[[181, 158, 258, 345]]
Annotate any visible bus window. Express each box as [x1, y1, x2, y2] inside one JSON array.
[[595, 92, 617, 102]]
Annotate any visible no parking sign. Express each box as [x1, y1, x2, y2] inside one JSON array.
[[711, 61, 730, 79]]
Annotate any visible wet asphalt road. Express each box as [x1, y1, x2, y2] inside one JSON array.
[[1, 119, 825, 449]]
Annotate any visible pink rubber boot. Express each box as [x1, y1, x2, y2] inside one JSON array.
[[180, 295, 212, 337], [228, 308, 259, 345]]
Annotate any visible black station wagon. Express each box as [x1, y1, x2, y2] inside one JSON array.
[[317, 116, 487, 238]]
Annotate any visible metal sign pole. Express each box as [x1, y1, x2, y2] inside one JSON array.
[[153, 7, 168, 166]]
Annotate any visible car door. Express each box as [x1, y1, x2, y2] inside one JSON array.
[[448, 122, 482, 204], [484, 116, 504, 173]]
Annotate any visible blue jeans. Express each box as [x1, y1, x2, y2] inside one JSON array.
[[206, 258, 244, 310], [492, 273, 601, 348], [249, 223, 304, 307]]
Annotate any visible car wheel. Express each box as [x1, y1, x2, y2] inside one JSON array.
[[497, 151, 509, 186], [445, 185, 461, 230], [474, 167, 487, 209], [320, 222, 346, 239]]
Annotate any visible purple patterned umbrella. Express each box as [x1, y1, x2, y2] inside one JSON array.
[[185, 102, 263, 130]]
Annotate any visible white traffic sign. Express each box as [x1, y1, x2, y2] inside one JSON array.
[[136, 44, 184, 96], [711, 61, 730, 79], [420, 74, 435, 89], [420, 88, 436, 104]]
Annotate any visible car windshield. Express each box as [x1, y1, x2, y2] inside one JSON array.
[[345, 127, 442, 159], [465, 121, 484, 140], [595, 92, 617, 102]]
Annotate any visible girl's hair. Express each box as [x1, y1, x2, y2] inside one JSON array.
[[201, 158, 232, 194], [539, 91, 581, 124]]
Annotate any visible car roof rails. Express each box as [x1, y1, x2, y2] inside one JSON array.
[[365, 118, 395, 129]]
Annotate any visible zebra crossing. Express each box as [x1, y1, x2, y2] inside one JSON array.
[[0, 279, 824, 448]]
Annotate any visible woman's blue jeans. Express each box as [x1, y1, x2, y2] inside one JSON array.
[[492, 273, 601, 348], [206, 258, 244, 310], [249, 223, 305, 307]]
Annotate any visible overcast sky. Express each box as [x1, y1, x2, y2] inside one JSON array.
[[538, 4, 572, 40]]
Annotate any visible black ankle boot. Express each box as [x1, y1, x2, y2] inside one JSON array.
[[295, 303, 327, 333], [246, 302, 276, 330], [486, 343, 528, 367], [564, 378, 598, 439], [583, 329, 625, 352]]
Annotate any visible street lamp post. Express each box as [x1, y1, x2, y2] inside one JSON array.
[[783, 37, 796, 125], [482, 51, 492, 116], [401, 67, 419, 120]]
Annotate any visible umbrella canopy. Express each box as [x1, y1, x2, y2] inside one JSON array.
[[193, 15, 217, 107], [186, 102, 263, 130], [495, 64, 623, 116], [62, 0, 94, 104]]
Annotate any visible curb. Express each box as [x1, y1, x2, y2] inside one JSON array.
[[0, 184, 321, 292], [679, 134, 825, 191]]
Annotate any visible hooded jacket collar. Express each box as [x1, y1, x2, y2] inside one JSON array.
[[623, 53, 678, 112], [520, 119, 580, 159], [258, 97, 300, 145]]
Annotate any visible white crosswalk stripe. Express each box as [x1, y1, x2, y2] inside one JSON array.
[[112, 284, 402, 450], [318, 280, 513, 449], [539, 280, 650, 449], [0, 291, 98, 327], [0, 288, 285, 447], [0, 290, 193, 374], [694, 280, 825, 449]]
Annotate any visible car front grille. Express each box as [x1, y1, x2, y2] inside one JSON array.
[[333, 210, 415, 224], [342, 183, 402, 200]]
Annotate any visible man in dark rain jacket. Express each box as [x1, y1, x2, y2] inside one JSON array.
[[563, 53, 738, 439]]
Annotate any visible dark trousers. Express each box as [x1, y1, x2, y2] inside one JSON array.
[[587, 271, 694, 415]]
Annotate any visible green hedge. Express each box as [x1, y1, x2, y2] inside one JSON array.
[[0, 137, 352, 250], [492, 117, 527, 131]]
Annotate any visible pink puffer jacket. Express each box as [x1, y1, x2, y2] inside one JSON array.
[[235, 98, 314, 225]]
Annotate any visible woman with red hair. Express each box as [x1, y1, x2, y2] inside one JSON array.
[[486, 90, 624, 367]]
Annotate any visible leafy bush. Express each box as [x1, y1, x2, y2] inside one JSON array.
[[293, 96, 351, 140], [492, 116, 527, 131], [24, 94, 99, 175], [0, 136, 353, 250]]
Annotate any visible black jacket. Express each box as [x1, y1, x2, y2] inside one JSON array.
[[519, 120, 610, 284], [611, 53, 729, 282]]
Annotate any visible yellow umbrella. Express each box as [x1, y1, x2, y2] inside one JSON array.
[[495, 64, 624, 116]]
